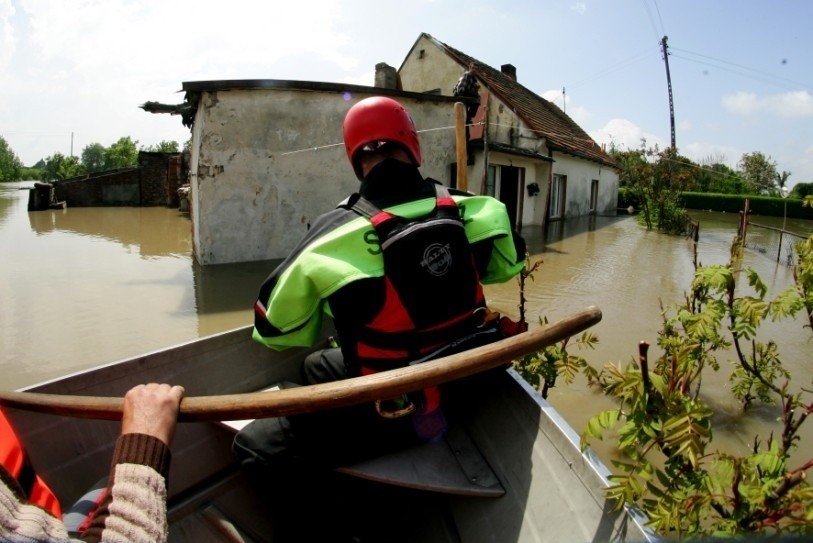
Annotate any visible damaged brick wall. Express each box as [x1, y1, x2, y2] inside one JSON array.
[[54, 152, 183, 207]]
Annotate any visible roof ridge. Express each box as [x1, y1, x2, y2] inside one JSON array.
[[422, 34, 616, 168]]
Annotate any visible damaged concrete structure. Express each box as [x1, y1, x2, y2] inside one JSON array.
[[181, 82, 461, 264]]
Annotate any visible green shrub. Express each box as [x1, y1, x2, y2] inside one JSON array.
[[676, 192, 813, 219]]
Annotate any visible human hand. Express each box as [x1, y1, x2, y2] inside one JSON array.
[[121, 383, 185, 447]]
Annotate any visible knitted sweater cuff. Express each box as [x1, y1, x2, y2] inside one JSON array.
[[111, 434, 172, 481]]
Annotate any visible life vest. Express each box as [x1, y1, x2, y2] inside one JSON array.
[[349, 184, 486, 372], [0, 410, 62, 518], [347, 185, 488, 436]]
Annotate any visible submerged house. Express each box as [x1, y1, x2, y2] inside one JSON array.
[[397, 33, 618, 230], [163, 33, 617, 265]]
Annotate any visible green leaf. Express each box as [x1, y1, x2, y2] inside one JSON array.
[[746, 267, 768, 299]]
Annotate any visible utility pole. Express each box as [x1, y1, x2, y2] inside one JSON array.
[[562, 87, 566, 114], [661, 36, 676, 149]]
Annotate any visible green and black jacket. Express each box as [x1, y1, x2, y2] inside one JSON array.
[[253, 177, 525, 369]]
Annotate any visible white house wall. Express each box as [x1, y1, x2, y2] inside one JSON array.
[[399, 35, 463, 95], [467, 152, 551, 228], [552, 153, 619, 217], [189, 87, 458, 265]]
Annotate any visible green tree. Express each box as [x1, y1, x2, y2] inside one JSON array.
[[776, 170, 792, 196], [0, 135, 23, 181], [44, 152, 85, 180], [791, 182, 813, 199], [610, 143, 690, 234], [696, 161, 747, 194], [19, 166, 46, 180], [81, 143, 108, 173], [104, 137, 139, 169], [141, 140, 179, 153], [738, 152, 779, 195]]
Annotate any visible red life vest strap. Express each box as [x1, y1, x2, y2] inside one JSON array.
[[0, 410, 63, 518]]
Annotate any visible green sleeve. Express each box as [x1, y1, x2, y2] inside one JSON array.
[[457, 195, 524, 284]]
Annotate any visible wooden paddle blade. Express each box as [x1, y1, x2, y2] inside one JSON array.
[[0, 306, 602, 422]]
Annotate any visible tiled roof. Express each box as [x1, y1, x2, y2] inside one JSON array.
[[423, 33, 616, 169]]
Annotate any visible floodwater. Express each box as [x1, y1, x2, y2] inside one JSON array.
[[2, 180, 812, 465]]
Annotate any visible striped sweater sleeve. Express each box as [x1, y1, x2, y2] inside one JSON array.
[[80, 433, 171, 543]]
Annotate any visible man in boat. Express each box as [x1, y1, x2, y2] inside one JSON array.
[[1, 383, 184, 542], [235, 96, 526, 539]]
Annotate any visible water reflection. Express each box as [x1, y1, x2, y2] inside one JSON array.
[[190, 259, 280, 337], [27, 205, 191, 258]]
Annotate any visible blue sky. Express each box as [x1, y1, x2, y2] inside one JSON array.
[[2, 0, 812, 188]]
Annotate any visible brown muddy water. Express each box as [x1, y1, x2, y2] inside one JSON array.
[[2, 180, 812, 466]]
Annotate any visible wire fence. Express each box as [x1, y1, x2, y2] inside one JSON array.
[[741, 220, 808, 267]]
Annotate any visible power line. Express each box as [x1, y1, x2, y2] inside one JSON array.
[[563, 48, 655, 92], [670, 47, 813, 92], [651, 0, 667, 37], [641, 0, 663, 44]]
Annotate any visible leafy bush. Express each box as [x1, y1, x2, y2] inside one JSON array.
[[581, 234, 813, 537]]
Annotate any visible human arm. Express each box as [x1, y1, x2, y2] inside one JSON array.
[[78, 384, 184, 543], [459, 195, 526, 284]]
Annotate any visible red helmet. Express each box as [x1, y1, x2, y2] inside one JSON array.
[[343, 96, 422, 179]]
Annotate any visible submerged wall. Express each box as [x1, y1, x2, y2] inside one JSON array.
[[186, 82, 460, 265], [52, 152, 182, 207]]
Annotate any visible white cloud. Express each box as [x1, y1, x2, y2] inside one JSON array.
[[771, 91, 813, 118], [571, 2, 587, 14], [541, 88, 590, 125], [722, 92, 760, 115], [341, 71, 375, 87], [5, 0, 363, 164], [722, 90, 813, 118], [565, 105, 590, 126], [590, 118, 665, 152], [680, 142, 742, 169], [0, 0, 15, 68], [16, 0, 355, 85]]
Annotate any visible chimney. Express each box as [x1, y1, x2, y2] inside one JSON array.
[[501, 64, 517, 81], [374, 62, 402, 90]]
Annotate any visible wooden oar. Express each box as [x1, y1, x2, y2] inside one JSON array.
[[0, 306, 601, 422], [454, 101, 468, 192]]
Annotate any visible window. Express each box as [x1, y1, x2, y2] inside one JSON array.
[[590, 179, 599, 214], [549, 174, 566, 219], [485, 165, 497, 197]]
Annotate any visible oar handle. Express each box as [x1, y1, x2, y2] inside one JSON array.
[[0, 307, 602, 422]]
